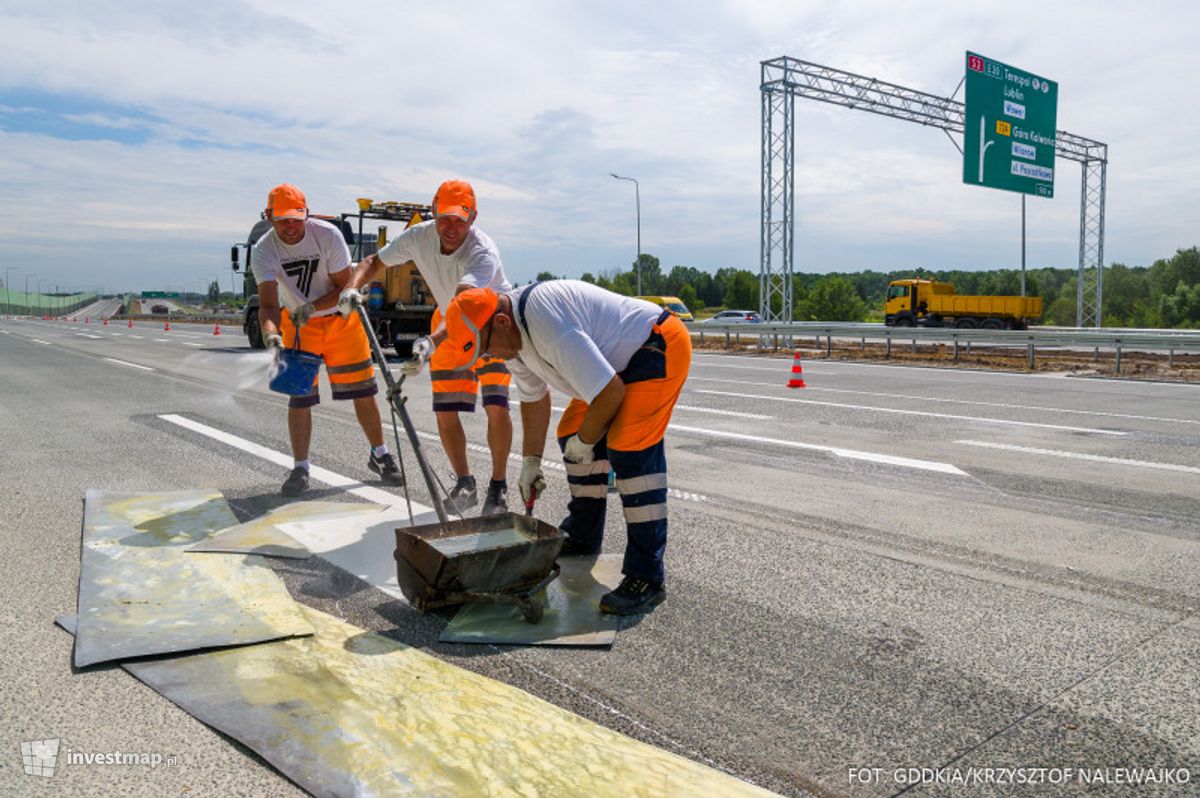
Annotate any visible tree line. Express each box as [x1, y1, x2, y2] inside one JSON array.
[[534, 246, 1200, 328]]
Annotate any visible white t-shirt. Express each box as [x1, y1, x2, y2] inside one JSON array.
[[374, 221, 511, 309], [249, 218, 350, 316], [506, 280, 663, 403]]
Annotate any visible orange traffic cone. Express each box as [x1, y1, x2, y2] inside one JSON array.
[[212, 322, 221, 336], [164, 320, 171, 332], [787, 350, 806, 388]]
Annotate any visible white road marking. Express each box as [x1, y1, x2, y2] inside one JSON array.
[[674, 404, 771, 419], [183, 342, 204, 347], [693, 389, 1126, 436], [669, 423, 968, 476], [154, 338, 169, 342], [103, 357, 155, 371], [956, 440, 1200, 476], [159, 414, 410, 506], [32, 339, 51, 345], [74, 333, 102, 339], [129, 335, 144, 339], [702, 380, 1200, 427]]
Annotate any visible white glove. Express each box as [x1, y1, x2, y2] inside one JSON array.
[[519, 455, 546, 506], [291, 301, 316, 327], [563, 434, 595, 465], [401, 336, 435, 376], [265, 333, 284, 350], [337, 288, 363, 318]]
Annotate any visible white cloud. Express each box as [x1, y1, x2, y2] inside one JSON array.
[[0, 0, 1196, 290]]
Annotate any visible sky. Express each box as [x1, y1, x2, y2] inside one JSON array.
[[0, 1, 1197, 295]]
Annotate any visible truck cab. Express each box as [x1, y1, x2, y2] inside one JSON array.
[[230, 202, 434, 353]]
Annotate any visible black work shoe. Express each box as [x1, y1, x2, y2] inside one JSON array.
[[281, 467, 309, 497], [480, 480, 508, 516], [368, 452, 404, 486], [447, 474, 477, 512], [599, 575, 666, 615], [557, 535, 602, 557]]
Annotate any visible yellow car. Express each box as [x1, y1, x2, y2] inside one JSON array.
[[635, 295, 694, 322]]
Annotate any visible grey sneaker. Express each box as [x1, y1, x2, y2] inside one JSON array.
[[480, 480, 508, 516], [447, 474, 477, 512], [281, 467, 309, 497], [368, 452, 404, 486]]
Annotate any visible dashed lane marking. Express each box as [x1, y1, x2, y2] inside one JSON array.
[[956, 440, 1200, 476], [693, 389, 1126, 436]]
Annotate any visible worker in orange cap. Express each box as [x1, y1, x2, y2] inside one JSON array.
[[439, 280, 691, 615], [251, 183, 403, 497], [343, 180, 513, 516]]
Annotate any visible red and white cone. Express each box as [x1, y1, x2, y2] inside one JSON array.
[[164, 320, 171, 332], [127, 318, 133, 328], [103, 318, 108, 325], [212, 322, 221, 336], [787, 350, 807, 388]]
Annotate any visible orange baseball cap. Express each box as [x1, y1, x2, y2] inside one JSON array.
[[266, 184, 307, 220], [444, 288, 500, 369], [432, 180, 476, 221]]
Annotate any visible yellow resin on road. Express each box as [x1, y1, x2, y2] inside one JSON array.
[[145, 605, 779, 797]]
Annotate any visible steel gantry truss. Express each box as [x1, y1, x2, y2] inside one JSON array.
[[760, 56, 1109, 327]]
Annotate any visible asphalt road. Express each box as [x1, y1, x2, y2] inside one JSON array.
[[2, 317, 1198, 797]]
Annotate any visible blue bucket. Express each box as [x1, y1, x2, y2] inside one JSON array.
[[269, 333, 323, 396]]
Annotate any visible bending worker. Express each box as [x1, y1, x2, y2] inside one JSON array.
[[251, 183, 403, 496], [441, 279, 691, 615], [344, 181, 513, 515]]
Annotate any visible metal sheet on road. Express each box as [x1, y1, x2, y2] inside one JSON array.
[[440, 555, 623, 646], [188, 501, 386, 559], [74, 489, 314, 667]]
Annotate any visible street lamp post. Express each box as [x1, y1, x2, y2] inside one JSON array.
[[4, 267, 17, 316], [24, 274, 36, 317], [609, 173, 641, 295]]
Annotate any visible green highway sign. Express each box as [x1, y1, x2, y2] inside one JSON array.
[[141, 291, 180, 298], [962, 51, 1058, 198]]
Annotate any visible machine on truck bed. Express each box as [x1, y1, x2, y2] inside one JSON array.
[[884, 279, 1042, 330], [230, 199, 435, 355]]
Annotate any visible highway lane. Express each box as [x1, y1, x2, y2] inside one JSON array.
[[2, 316, 1198, 797]]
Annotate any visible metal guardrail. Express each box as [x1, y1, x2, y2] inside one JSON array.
[[688, 322, 1200, 372]]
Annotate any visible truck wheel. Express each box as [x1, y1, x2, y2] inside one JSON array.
[[893, 317, 914, 327], [981, 318, 1004, 330], [246, 309, 265, 349], [954, 318, 978, 329]]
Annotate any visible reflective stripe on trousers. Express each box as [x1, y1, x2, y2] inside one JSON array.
[[558, 435, 668, 585]]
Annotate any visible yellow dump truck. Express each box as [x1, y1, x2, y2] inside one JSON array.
[[884, 279, 1042, 330]]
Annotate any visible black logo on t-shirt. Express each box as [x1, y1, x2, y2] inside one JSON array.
[[282, 259, 319, 297]]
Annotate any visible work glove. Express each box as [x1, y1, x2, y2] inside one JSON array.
[[265, 333, 284, 350], [562, 434, 595, 465], [337, 288, 363, 318], [401, 336, 435, 377], [519, 455, 547, 507], [290, 301, 316, 327]]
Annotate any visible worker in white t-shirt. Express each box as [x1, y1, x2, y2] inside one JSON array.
[[251, 183, 402, 497], [343, 181, 513, 516], [439, 279, 692, 615]]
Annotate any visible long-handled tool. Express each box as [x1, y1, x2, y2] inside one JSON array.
[[353, 303, 450, 528], [349, 299, 563, 623]]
